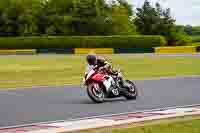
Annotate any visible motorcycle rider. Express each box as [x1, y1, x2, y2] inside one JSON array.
[[86, 53, 123, 93]]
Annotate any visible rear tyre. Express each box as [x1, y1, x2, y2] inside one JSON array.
[[122, 80, 138, 100], [87, 83, 105, 103]]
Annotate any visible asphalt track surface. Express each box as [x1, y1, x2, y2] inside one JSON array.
[[0, 76, 200, 128]]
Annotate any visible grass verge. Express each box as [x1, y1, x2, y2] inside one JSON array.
[[73, 115, 200, 133], [0, 54, 200, 89]]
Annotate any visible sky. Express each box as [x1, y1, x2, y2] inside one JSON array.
[[127, 0, 199, 26]]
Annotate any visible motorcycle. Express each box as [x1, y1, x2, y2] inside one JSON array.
[[83, 67, 138, 103]]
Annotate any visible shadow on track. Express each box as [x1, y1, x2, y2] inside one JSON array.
[[62, 97, 129, 105], [78, 97, 133, 104]]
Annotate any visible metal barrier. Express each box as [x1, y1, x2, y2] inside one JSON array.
[[0, 49, 36, 55], [75, 48, 114, 54], [155, 46, 197, 54]]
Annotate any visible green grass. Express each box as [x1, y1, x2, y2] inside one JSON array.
[[0, 54, 200, 89], [113, 120, 200, 133], [96, 118, 200, 133]]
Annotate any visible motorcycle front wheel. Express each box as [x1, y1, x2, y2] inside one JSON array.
[[122, 80, 138, 100], [87, 83, 105, 103]]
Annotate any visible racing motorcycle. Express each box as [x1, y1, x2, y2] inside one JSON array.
[[83, 67, 138, 103]]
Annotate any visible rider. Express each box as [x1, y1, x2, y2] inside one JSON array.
[[86, 53, 122, 93]]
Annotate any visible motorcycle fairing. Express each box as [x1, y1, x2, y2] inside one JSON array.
[[85, 70, 95, 81], [91, 73, 105, 82]]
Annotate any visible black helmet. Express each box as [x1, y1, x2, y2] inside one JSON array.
[[86, 54, 97, 65]]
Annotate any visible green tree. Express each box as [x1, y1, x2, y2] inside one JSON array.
[[184, 25, 192, 35], [17, 0, 43, 36], [40, 0, 74, 35], [0, 0, 42, 36], [71, 0, 110, 35], [168, 25, 192, 45], [0, 0, 136, 36], [135, 0, 159, 35], [117, 0, 133, 16], [0, 0, 11, 36], [0, 0, 20, 36], [69, 0, 136, 35], [109, 1, 136, 35], [135, 0, 190, 45]]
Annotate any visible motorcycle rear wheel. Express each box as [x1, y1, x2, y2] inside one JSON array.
[[122, 80, 138, 100], [87, 83, 105, 103]]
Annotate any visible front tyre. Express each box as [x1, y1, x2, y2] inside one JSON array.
[[87, 83, 105, 103], [122, 80, 138, 100]]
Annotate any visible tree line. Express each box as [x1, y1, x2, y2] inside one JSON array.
[[0, 0, 191, 45], [184, 25, 200, 36]]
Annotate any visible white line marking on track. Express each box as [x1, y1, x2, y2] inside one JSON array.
[[0, 104, 200, 130]]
